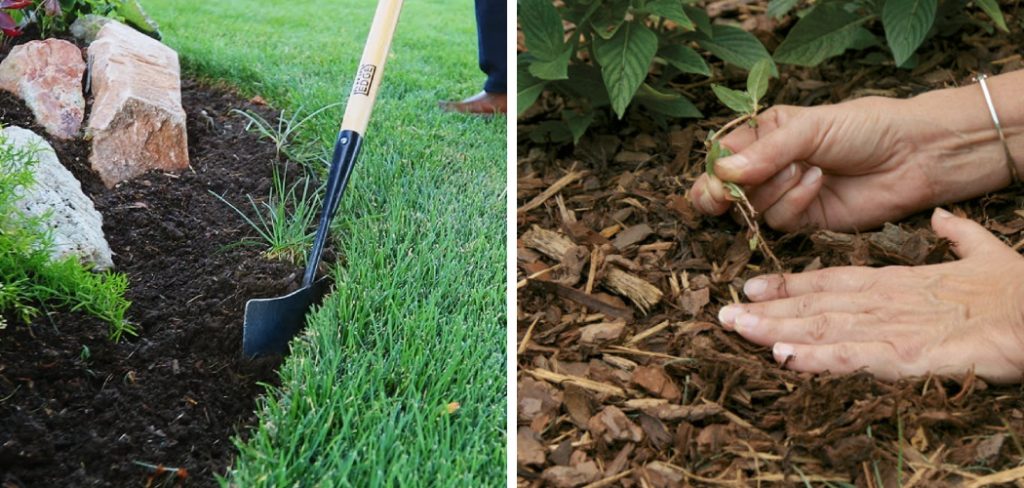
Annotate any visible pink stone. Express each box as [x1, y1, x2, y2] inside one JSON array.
[[0, 39, 86, 140], [87, 21, 189, 188]]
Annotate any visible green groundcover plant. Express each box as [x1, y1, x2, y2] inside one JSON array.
[[0, 130, 133, 341], [518, 0, 775, 141], [1, 0, 158, 39], [771, 0, 1007, 68], [518, 0, 1009, 140]]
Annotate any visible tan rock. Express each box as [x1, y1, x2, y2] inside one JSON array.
[[0, 39, 86, 140], [87, 21, 188, 188]]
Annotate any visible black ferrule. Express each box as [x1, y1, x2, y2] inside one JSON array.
[[303, 130, 363, 286]]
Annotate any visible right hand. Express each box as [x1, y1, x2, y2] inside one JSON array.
[[687, 96, 1003, 232]]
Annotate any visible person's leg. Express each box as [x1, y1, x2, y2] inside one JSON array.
[[440, 0, 507, 114], [477, 0, 506, 94]]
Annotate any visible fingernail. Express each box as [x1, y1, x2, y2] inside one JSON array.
[[787, 163, 798, 179], [801, 166, 822, 186], [934, 207, 952, 219], [735, 313, 759, 334], [743, 278, 767, 299], [773, 343, 795, 363], [718, 305, 742, 326], [717, 154, 750, 172]]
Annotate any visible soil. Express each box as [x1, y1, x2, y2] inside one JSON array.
[[0, 42, 306, 486], [517, 6, 1024, 488]]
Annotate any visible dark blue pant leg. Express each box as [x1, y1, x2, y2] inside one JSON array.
[[475, 0, 506, 93]]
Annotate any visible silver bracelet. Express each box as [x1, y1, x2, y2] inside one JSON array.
[[975, 74, 1020, 186]]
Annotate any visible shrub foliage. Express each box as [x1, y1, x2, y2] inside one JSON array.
[[0, 129, 133, 340]]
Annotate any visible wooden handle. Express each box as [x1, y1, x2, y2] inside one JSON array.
[[340, 0, 404, 134]]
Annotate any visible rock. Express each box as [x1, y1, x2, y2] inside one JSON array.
[[69, 14, 113, 43], [0, 39, 86, 140], [1, 127, 114, 271], [87, 21, 188, 188]]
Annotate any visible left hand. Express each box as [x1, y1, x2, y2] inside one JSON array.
[[717, 208, 1024, 384]]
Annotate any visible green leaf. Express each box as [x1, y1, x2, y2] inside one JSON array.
[[593, 21, 659, 118], [706, 142, 733, 175], [527, 47, 572, 80], [975, 0, 1008, 32], [773, 3, 870, 67], [712, 84, 753, 114], [683, 6, 713, 37], [557, 65, 610, 106], [116, 0, 161, 37], [767, 0, 800, 19], [849, 28, 880, 50], [519, 0, 568, 60], [725, 182, 745, 198], [644, 97, 702, 118], [696, 25, 776, 73], [706, 140, 722, 174], [590, 1, 630, 39], [517, 60, 547, 116], [529, 121, 574, 143], [882, 0, 938, 66], [640, 0, 695, 30], [746, 58, 773, 104], [658, 45, 710, 76], [636, 84, 703, 118], [564, 110, 595, 144]]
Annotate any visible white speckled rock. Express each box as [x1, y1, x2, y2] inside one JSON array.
[[1, 126, 114, 270]]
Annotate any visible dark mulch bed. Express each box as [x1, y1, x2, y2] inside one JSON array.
[[517, 6, 1024, 488], [0, 59, 304, 485]]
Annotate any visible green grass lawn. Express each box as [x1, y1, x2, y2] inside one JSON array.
[[142, 1, 506, 485]]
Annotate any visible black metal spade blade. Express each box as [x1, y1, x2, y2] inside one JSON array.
[[241, 276, 331, 357]]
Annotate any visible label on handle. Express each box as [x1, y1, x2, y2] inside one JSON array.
[[352, 64, 377, 96]]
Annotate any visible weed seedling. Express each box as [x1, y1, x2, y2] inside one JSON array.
[[211, 164, 322, 265], [705, 59, 781, 269], [233, 102, 342, 167], [79, 345, 91, 362]]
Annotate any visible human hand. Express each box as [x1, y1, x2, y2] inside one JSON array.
[[688, 93, 1017, 232], [717, 208, 1024, 384]]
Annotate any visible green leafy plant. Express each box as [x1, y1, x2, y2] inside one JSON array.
[[0, 129, 133, 340], [1, 0, 159, 40], [211, 165, 322, 266], [518, 0, 775, 141], [705, 59, 781, 267], [771, 0, 1008, 68]]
